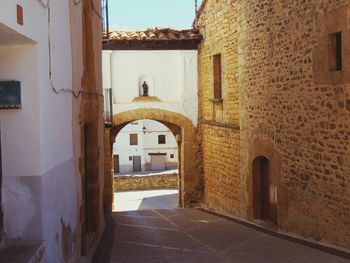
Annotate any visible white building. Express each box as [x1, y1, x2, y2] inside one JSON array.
[[103, 28, 201, 207], [113, 119, 178, 173], [102, 29, 199, 126], [0, 1, 104, 262]]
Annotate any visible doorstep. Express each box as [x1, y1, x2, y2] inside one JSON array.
[[0, 242, 44, 263]]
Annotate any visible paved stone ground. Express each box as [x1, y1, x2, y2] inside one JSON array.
[[107, 191, 350, 263], [0, 243, 42, 263], [114, 189, 179, 212]]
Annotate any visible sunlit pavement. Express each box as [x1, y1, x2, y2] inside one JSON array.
[[113, 189, 179, 212], [116, 169, 178, 177], [106, 190, 349, 263]]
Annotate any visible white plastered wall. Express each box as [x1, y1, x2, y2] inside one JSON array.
[[0, 0, 74, 177], [103, 50, 199, 126], [0, 1, 76, 261]]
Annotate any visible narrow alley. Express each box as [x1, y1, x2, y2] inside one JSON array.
[[1, 0, 350, 262], [95, 191, 350, 263]]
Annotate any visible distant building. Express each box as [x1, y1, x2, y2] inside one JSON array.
[[113, 119, 178, 174]]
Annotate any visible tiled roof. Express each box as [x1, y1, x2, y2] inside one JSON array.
[[108, 28, 201, 41]]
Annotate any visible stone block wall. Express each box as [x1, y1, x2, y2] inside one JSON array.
[[197, 0, 350, 250], [197, 0, 245, 217], [114, 173, 178, 192], [202, 124, 243, 216], [197, 0, 240, 125], [104, 128, 114, 213]]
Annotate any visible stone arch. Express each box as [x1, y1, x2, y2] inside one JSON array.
[[105, 108, 200, 208], [247, 135, 283, 225]]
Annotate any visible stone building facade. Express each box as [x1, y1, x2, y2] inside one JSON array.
[[196, 0, 350, 251]]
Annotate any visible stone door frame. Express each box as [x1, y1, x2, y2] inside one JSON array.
[[247, 135, 283, 225]]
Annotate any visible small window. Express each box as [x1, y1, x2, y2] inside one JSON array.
[[130, 133, 138, 145], [213, 53, 222, 99], [170, 154, 174, 159], [158, 135, 166, 144], [329, 32, 342, 71], [129, 156, 132, 161]]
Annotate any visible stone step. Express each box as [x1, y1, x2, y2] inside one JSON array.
[[0, 242, 44, 263]]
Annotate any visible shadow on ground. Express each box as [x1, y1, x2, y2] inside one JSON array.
[[138, 193, 179, 210], [92, 190, 350, 263]]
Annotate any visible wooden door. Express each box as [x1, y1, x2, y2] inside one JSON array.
[[81, 123, 99, 255], [85, 123, 99, 233], [0, 130, 3, 240], [151, 155, 166, 171], [113, 155, 119, 174], [253, 156, 277, 224], [133, 156, 141, 172], [81, 126, 86, 255]]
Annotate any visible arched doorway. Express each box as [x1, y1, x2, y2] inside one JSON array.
[[104, 109, 200, 210], [112, 119, 180, 210], [252, 156, 277, 224]]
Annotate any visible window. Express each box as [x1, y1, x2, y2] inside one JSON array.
[[170, 154, 174, 159], [329, 32, 342, 71], [213, 53, 222, 99], [158, 135, 166, 144], [130, 133, 138, 145], [129, 156, 132, 161]]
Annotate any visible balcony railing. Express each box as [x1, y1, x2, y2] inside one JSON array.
[[104, 88, 113, 126]]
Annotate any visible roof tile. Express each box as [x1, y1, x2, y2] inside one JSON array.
[[108, 28, 201, 42]]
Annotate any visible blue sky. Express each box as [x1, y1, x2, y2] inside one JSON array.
[[108, 0, 203, 30]]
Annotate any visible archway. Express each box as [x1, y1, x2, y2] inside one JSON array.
[[104, 109, 200, 209], [112, 119, 180, 210]]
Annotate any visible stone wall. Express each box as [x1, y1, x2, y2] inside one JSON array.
[[114, 173, 178, 192], [197, 0, 245, 217], [104, 128, 114, 213], [71, 0, 105, 259], [202, 124, 243, 216], [197, 0, 350, 250]]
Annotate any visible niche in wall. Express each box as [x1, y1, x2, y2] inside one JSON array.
[[138, 74, 154, 97], [132, 74, 160, 102]]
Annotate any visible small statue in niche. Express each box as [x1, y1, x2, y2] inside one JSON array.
[[142, 81, 149, 96]]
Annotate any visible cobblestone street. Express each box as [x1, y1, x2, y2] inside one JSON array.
[[106, 191, 349, 263]]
